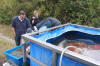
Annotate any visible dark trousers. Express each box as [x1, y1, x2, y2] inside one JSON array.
[[15, 36, 21, 46]]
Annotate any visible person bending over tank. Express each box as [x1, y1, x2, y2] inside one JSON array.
[[26, 17, 61, 51], [35, 17, 61, 31]]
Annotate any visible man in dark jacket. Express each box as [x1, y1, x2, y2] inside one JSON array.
[[11, 10, 31, 46]]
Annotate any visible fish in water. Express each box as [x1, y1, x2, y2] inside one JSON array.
[[57, 39, 95, 53]]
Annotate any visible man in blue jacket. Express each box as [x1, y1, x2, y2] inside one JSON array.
[[11, 10, 31, 46], [36, 17, 61, 31]]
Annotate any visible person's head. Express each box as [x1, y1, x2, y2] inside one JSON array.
[[33, 10, 40, 18], [19, 10, 26, 20]]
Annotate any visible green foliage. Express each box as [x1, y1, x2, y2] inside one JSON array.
[[0, 0, 100, 27]]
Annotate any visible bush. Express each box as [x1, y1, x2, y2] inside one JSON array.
[[0, 0, 100, 27]]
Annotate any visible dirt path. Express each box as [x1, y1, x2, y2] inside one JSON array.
[[0, 33, 15, 44]]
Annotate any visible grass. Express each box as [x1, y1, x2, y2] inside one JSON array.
[[0, 24, 14, 38], [0, 38, 15, 62], [0, 24, 15, 63]]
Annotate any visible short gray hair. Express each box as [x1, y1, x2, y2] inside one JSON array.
[[19, 10, 25, 15]]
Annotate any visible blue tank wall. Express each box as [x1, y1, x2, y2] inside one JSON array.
[[30, 24, 100, 66], [30, 42, 87, 66]]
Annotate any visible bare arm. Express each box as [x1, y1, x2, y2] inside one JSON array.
[[12, 27, 16, 36], [32, 20, 34, 24]]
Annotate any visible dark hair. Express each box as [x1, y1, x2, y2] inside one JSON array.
[[19, 10, 25, 15]]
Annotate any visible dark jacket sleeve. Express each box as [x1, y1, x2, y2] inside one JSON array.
[[26, 18, 31, 28]]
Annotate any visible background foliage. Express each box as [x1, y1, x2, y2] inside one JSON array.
[[0, 0, 100, 27]]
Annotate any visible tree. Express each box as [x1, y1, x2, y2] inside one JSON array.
[[0, 0, 100, 27]]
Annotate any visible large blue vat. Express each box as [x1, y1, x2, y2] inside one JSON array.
[[27, 24, 100, 66]]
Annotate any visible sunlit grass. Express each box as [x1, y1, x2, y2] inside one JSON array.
[[0, 38, 15, 62], [0, 24, 14, 38]]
